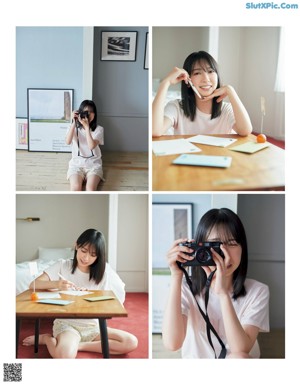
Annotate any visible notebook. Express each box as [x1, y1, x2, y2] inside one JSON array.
[[37, 299, 74, 306], [229, 141, 270, 154], [172, 154, 232, 168]]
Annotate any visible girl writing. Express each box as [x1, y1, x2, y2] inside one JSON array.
[[162, 208, 269, 358], [152, 51, 252, 137], [23, 229, 138, 358], [66, 100, 104, 191]]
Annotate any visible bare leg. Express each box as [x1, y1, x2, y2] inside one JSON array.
[[85, 175, 101, 191], [23, 332, 81, 358], [69, 174, 84, 191], [78, 327, 138, 355]]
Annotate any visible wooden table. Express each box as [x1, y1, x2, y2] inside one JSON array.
[[152, 134, 285, 191], [16, 290, 127, 358]]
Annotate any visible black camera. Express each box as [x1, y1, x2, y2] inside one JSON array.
[[79, 110, 89, 119], [178, 241, 224, 266]]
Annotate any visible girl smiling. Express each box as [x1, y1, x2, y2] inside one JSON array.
[[152, 51, 252, 137]]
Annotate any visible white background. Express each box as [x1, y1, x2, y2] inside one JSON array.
[[2, 1, 299, 384]]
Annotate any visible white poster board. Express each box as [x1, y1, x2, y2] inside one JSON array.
[[28, 88, 73, 152], [152, 203, 193, 332]]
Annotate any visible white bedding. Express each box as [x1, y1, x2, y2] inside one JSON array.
[[16, 248, 74, 295]]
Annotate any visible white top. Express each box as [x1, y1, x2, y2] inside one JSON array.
[[69, 125, 104, 168], [45, 259, 125, 326], [164, 99, 236, 135], [181, 278, 270, 358]]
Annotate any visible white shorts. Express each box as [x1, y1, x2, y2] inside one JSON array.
[[53, 319, 99, 342], [67, 165, 103, 181]]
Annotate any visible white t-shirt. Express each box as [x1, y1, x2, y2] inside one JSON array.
[[69, 125, 104, 168], [44, 259, 125, 326], [181, 278, 270, 358], [164, 99, 236, 135]]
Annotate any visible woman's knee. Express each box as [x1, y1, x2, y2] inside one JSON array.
[[122, 333, 138, 353]]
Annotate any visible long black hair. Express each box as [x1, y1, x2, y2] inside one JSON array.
[[71, 228, 106, 284], [190, 208, 248, 300], [78, 100, 98, 131], [180, 51, 222, 121]]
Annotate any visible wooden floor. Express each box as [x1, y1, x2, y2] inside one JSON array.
[[16, 150, 148, 191], [152, 329, 285, 359]]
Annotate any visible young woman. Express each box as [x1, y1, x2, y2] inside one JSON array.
[[152, 51, 252, 137], [162, 208, 269, 358], [22, 229, 138, 358], [66, 100, 104, 191]]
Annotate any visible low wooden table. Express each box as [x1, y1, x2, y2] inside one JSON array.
[[16, 290, 127, 358], [152, 134, 285, 191]]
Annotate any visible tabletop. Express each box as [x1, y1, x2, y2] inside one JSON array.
[[152, 134, 285, 191], [16, 290, 128, 319]]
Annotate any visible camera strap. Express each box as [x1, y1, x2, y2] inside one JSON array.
[[179, 265, 227, 359]]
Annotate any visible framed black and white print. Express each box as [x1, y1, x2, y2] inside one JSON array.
[[27, 88, 73, 152], [144, 32, 148, 69], [100, 31, 137, 61]]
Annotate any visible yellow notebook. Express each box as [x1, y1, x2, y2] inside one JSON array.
[[229, 141, 270, 154]]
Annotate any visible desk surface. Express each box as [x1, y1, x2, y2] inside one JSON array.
[[152, 134, 285, 191], [16, 290, 127, 319]]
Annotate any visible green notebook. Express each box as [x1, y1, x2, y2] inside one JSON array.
[[229, 141, 270, 154], [37, 299, 74, 306], [84, 296, 115, 302]]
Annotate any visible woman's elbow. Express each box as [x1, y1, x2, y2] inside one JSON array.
[[162, 335, 183, 352]]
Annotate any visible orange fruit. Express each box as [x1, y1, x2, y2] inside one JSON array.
[[257, 134, 267, 143], [31, 292, 39, 301]]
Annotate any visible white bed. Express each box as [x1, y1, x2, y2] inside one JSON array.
[[16, 247, 74, 295]]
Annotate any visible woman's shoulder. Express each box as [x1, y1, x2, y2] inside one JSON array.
[[244, 278, 269, 296]]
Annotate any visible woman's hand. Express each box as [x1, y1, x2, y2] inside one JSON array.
[[57, 279, 76, 291], [163, 67, 190, 87], [200, 85, 231, 103], [202, 245, 228, 296], [78, 116, 90, 130], [166, 238, 195, 276]]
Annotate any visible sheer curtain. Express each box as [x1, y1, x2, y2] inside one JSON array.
[[273, 27, 285, 140]]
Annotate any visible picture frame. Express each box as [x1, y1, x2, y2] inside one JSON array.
[[16, 117, 28, 150], [100, 31, 137, 61], [152, 202, 193, 269], [27, 88, 74, 152], [144, 32, 149, 69]]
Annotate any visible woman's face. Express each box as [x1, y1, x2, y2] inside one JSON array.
[[76, 243, 97, 272], [190, 60, 218, 98], [206, 225, 242, 277]]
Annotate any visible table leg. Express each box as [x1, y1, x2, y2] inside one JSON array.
[[98, 319, 109, 358], [16, 318, 20, 358], [34, 318, 40, 355]]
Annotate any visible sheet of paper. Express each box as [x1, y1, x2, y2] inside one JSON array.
[[59, 290, 93, 296], [152, 139, 201, 156], [229, 141, 270, 154], [37, 299, 74, 306], [34, 292, 61, 299], [173, 154, 232, 168], [187, 135, 237, 147]]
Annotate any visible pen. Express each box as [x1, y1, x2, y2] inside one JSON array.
[[188, 80, 203, 100], [58, 273, 76, 290]]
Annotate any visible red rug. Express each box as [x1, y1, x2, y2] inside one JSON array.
[[17, 293, 148, 359]]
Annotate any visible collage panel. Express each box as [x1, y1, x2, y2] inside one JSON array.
[[152, 26, 284, 191], [152, 193, 285, 359], [16, 26, 148, 192], [16, 193, 149, 359]]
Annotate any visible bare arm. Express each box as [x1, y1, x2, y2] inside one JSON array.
[[162, 239, 195, 351], [152, 67, 189, 137], [65, 110, 78, 145], [29, 272, 75, 291], [84, 125, 99, 151], [219, 293, 259, 353]]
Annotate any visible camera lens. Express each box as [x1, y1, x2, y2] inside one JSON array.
[[196, 248, 211, 264]]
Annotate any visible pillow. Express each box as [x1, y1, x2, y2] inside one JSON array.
[[38, 247, 73, 262]]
